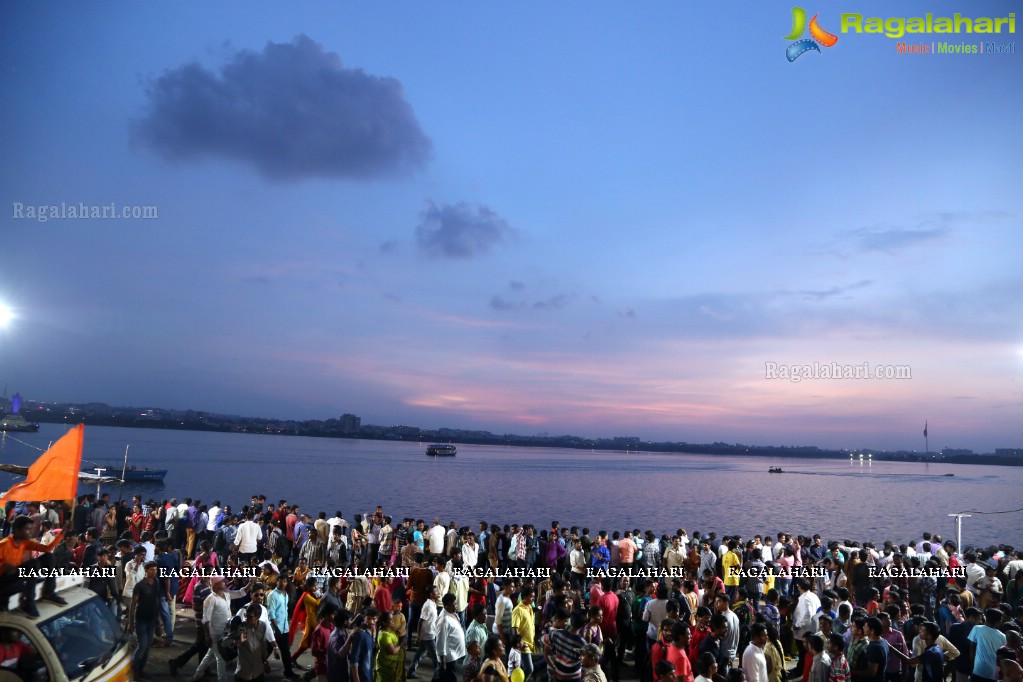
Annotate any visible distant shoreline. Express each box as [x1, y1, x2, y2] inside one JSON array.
[[19, 405, 1022, 468]]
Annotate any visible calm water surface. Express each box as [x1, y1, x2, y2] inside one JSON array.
[[2, 424, 1020, 547]]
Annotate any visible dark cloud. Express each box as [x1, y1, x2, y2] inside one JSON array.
[[415, 201, 514, 259], [489, 293, 572, 312], [618, 308, 636, 318], [489, 296, 521, 311], [379, 240, 400, 254], [851, 226, 947, 253], [800, 279, 872, 301], [133, 35, 432, 181], [824, 211, 1013, 257], [509, 280, 526, 291], [532, 294, 570, 310]]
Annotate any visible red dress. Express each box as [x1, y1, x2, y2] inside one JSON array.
[[129, 512, 144, 543]]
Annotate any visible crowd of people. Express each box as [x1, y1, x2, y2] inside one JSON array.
[[0, 492, 1022, 682]]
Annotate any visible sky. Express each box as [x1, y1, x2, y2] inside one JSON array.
[[1, 0, 1021, 452]]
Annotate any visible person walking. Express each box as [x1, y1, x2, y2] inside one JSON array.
[[128, 561, 162, 680]]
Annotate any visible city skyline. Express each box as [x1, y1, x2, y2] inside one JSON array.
[[1, 1, 1021, 452], [8, 393, 1021, 457]]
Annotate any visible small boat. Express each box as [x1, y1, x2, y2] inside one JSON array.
[[768, 467, 784, 473], [115, 465, 167, 482], [88, 463, 167, 482], [0, 463, 121, 483], [0, 413, 40, 433], [426, 444, 457, 457], [944, 473, 955, 477]]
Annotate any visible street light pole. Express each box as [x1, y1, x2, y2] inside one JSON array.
[[947, 512, 972, 554]]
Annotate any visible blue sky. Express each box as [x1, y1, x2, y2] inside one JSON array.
[[1, 0, 1020, 451]]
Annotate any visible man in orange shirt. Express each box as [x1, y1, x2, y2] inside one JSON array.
[[619, 531, 639, 575], [0, 515, 66, 618]]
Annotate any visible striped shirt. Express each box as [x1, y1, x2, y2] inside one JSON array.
[[829, 653, 850, 682], [544, 627, 585, 681]]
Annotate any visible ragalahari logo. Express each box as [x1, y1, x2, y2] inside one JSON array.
[[784, 7, 839, 61]]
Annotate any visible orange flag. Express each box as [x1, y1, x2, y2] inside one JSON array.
[[1, 424, 84, 502]]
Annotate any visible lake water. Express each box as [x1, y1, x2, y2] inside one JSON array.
[[2, 423, 1020, 547]]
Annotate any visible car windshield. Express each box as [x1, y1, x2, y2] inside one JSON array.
[[37, 596, 123, 680]]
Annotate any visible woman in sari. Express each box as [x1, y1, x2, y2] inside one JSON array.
[[101, 505, 118, 544], [182, 540, 217, 606], [144, 505, 160, 535], [375, 610, 404, 682], [479, 635, 509, 682], [290, 576, 321, 667], [128, 504, 144, 543]]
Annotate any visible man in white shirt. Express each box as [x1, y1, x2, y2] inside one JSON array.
[[1003, 551, 1023, 581], [164, 500, 179, 533], [234, 512, 263, 560], [435, 593, 467, 682], [460, 533, 478, 570], [428, 519, 446, 558], [570, 539, 588, 591], [122, 547, 148, 601], [742, 624, 770, 682], [772, 534, 787, 564], [793, 579, 822, 641], [195, 575, 248, 682], [206, 501, 221, 535], [963, 552, 987, 595], [408, 586, 440, 679], [327, 511, 349, 535], [139, 532, 156, 562], [434, 557, 451, 598], [792, 579, 822, 677]]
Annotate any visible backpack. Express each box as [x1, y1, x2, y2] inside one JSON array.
[[218, 616, 242, 662], [734, 600, 756, 628], [213, 528, 227, 554]]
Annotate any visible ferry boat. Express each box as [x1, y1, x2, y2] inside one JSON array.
[[768, 467, 784, 473], [0, 412, 40, 433], [426, 444, 457, 457]]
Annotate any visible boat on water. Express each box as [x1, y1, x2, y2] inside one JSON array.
[[0, 463, 121, 483], [768, 467, 784, 473], [92, 464, 167, 482], [944, 473, 955, 477], [426, 444, 457, 457], [0, 412, 40, 433]]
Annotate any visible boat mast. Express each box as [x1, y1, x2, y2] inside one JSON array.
[[117, 444, 129, 502]]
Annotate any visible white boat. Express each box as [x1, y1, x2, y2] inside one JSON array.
[[426, 444, 457, 457]]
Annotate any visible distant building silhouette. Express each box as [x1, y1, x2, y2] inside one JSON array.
[[339, 413, 361, 434]]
